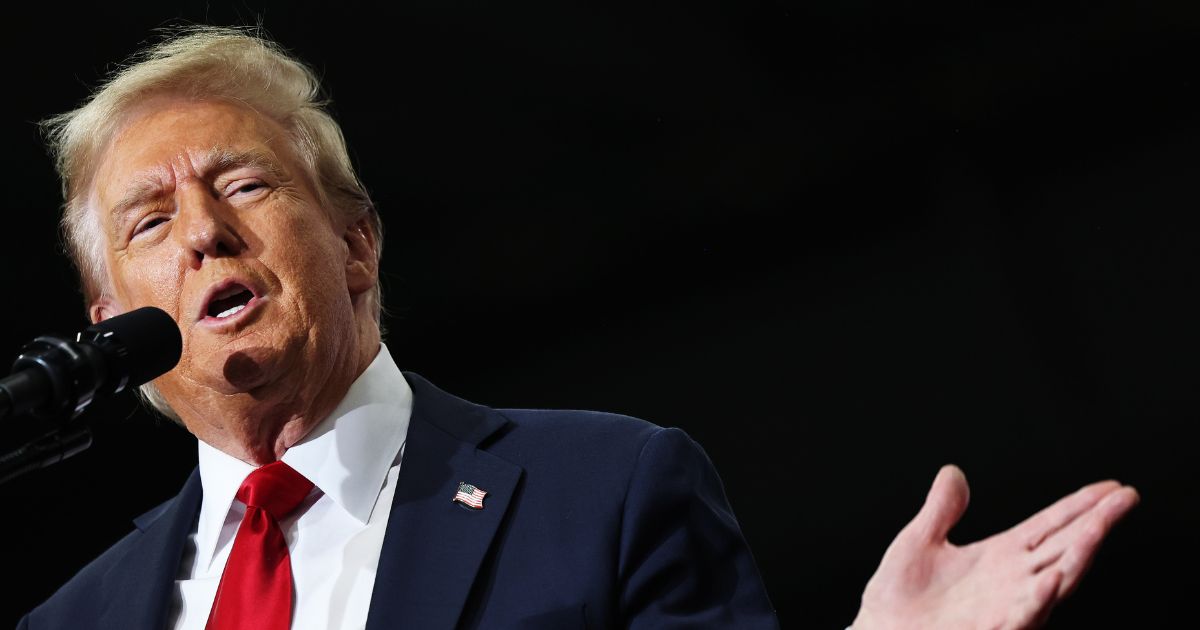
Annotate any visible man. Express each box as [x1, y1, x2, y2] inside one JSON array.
[[22, 26, 1137, 629]]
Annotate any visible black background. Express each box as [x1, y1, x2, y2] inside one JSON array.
[[1, 1, 1196, 627]]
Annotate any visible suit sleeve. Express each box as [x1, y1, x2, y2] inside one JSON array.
[[616, 427, 780, 629]]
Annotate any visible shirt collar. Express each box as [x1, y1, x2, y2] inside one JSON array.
[[193, 343, 412, 570]]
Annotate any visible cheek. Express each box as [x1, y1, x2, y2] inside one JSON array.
[[272, 212, 347, 290], [111, 250, 186, 316]]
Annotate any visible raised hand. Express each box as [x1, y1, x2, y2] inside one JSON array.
[[851, 465, 1138, 630]]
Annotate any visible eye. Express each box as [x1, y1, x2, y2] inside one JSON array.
[[228, 180, 267, 197], [133, 216, 168, 236]]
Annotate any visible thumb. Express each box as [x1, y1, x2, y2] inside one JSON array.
[[909, 464, 970, 543]]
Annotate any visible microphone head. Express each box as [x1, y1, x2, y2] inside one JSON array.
[[82, 306, 182, 389]]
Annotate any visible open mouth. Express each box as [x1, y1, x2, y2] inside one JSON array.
[[204, 283, 255, 320]]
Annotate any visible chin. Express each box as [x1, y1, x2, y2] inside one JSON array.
[[178, 334, 293, 396], [219, 345, 285, 391]]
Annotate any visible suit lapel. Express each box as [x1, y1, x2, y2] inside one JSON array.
[[366, 373, 523, 630], [98, 468, 201, 630]]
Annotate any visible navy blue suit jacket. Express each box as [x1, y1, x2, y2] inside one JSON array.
[[20, 373, 779, 629]]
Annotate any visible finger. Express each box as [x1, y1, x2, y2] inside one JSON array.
[[1013, 479, 1123, 551], [1032, 485, 1139, 570], [1031, 486, 1138, 574], [1054, 486, 1139, 598], [908, 464, 970, 543]]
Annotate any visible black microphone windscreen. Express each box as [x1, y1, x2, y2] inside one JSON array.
[[83, 307, 182, 387]]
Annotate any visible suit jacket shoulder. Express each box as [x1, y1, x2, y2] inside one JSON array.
[[473, 406, 778, 629], [20, 468, 202, 629], [20, 527, 141, 627]]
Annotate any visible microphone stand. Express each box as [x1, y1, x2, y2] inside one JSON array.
[[0, 423, 93, 486], [0, 333, 99, 486]]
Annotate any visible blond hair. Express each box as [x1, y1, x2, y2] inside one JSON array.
[[41, 25, 384, 419]]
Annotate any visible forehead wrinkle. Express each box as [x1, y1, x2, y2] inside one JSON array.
[[111, 166, 174, 218]]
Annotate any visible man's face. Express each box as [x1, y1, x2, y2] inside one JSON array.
[[89, 98, 371, 424]]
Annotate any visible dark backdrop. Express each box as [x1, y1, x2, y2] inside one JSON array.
[[1, 1, 1196, 627]]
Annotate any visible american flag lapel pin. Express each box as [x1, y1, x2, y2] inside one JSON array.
[[453, 481, 487, 510]]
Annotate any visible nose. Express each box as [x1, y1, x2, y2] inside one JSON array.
[[173, 180, 244, 266]]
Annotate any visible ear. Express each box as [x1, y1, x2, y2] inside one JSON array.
[[88, 295, 125, 325], [343, 214, 378, 298]]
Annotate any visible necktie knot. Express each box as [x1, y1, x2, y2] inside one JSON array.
[[236, 461, 314, 520]]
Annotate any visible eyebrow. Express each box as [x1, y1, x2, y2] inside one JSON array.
[[109, 147, 289, 219]]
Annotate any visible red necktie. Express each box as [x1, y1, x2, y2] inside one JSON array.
[[206, 461, 315, 630]]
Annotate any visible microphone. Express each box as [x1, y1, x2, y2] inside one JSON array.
[[0, 307, 182, 421]]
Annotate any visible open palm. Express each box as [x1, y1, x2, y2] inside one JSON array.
[[852, 465, 1138, 630]]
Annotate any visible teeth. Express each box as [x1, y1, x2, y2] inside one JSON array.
[[216, 304, 247, 319]]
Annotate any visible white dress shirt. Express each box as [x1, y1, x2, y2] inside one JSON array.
[[168, 344, 413, 630]]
